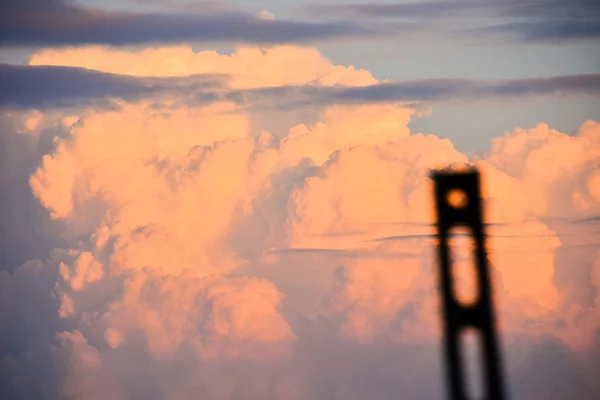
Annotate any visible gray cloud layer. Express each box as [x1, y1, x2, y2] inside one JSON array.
[[324, 74, 600, 102], [4, 0, 595, 48], [308, 0, 600, 43], [0, 64, 226, 109], [311, 0, 600, 19], [2, 64, 598, 111], [0, 0, 380, 48]]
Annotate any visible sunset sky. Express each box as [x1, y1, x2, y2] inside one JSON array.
[[1, 1, 599, 399]]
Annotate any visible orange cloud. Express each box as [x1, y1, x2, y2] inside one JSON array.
[[0, 44, 598, 399], [28, 45, 378, 89]]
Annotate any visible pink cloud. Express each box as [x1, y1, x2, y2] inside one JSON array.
[[0, 44, 599, 399]]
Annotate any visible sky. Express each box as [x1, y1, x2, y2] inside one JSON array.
[[0, 1, 599, 399], [3, 0, 598, 153]]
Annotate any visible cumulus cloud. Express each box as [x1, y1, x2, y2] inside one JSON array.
[[257, 10, 277, 21], [0, 44, 599, 399]]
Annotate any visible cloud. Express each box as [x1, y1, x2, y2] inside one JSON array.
[[310, 0, 600, 19], [0, 64, 228, 110], [0, 0, 383, 48], [2, 48, 599, 111], [307, 0, 600, 43], [257, 10, 277, 21], [0, 112, 67, 270], [0, 44, 599, 399], [1, 45, 379, 110], [308, 0, 491, 19], [302, 74, 600, 105], [466, 20, 600, 44]]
